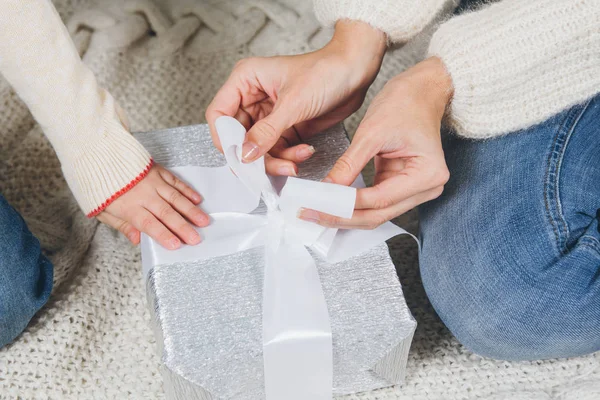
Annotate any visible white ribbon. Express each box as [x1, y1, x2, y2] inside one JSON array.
[[141, 117, 407, 400]]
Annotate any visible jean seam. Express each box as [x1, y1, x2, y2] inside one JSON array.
[[544, 100, 592, 256], [580, 235, 600, 255]]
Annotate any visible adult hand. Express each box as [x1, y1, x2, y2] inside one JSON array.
[[206, 20, 387, 176], [299, 57, 453, 229], [97, 164, 209, 249]]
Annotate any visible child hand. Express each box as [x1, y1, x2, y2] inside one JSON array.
[[96, 164, 209, 249]]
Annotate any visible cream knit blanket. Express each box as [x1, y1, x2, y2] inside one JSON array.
[[0, 1, 598, 399]]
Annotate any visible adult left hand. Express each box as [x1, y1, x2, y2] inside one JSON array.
[[298, 57, 453, 229]]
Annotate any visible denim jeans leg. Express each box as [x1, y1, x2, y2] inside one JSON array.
[[0, 193, 53, 348], [418, 95, 600, 360]]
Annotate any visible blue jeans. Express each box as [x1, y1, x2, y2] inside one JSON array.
[[419, 95, 600, 360], [0, 193, 53, 348]]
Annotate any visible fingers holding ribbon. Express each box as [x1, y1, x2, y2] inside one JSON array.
[[206, 22, 389, 179], [298, 175, 447, 230], [298, 138, 449, 230], [298, 57, 453, 230]]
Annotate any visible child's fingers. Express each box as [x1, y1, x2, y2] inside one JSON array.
[[145, 196, 201, 246], [158, 166, 202, 204], [96, 212, 140, 245], [99, 165, 206, 250], [157, 184, 209, 228], [129, 207, 181, 250]]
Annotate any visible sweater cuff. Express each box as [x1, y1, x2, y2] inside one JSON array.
[[60, 116, 153, 217], [313, 0, 447, 43], [428, 0, 600, 138]]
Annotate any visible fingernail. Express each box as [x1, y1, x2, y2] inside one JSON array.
[[242, 141, 259, 163], [322, 177, 333, 183], [192, 193, 202, 203], [276, 166, 297, 176], [169, 237, 181, 250], [296, 145, 315, 160], [193, 212, 209, 226], [298, 207, 319, 223], [128, 232, 138, 243], [189, 230, 201, 244]]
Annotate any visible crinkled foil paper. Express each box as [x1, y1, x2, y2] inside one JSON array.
[[134, 124, 416, 400]]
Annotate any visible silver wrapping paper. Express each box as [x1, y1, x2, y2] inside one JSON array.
[[134, 124, 416, 400]]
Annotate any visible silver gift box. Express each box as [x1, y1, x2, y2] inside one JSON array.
[[135, 124, 416, 400]]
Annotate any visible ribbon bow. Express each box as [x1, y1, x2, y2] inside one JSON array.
[[142, 117, 404, 400]]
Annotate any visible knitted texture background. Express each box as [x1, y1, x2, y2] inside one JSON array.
[[0, 1, 598, 399]]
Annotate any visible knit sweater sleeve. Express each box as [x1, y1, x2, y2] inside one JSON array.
[[0, 0, 153, 217], [428, 0, 600, 139], [313, 0, 449, 43]]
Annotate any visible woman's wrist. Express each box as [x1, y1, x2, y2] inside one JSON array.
[[400, 56, 453, 117], [324, 20, 387, 88]]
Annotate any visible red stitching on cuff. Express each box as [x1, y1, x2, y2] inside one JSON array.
[[86, 159, 154, 218]]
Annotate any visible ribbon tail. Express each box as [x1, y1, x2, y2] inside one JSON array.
[[262, 231, 333, 400], [325, 222, 414, 264]]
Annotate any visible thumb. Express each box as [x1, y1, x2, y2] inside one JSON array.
[[241, 102, 298, 163], [325, 135, 375, 186]]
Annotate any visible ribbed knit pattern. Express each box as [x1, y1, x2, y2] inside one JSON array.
[[0, 0, 152, 215], [428, 0, 600, 138], [66, 114, 152, 215], [315, 0, 600, 139], [313, 0, 450, 43]]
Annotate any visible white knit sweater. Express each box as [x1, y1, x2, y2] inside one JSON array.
[[1, 0, 599, 215], [0, 0, 152, 216], [315, 0, 600, 138]]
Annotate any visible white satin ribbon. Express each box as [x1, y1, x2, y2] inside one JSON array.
[[141, 117, 407, 400]]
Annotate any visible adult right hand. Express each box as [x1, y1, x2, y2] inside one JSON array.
[[206, 20, 387, 176]]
